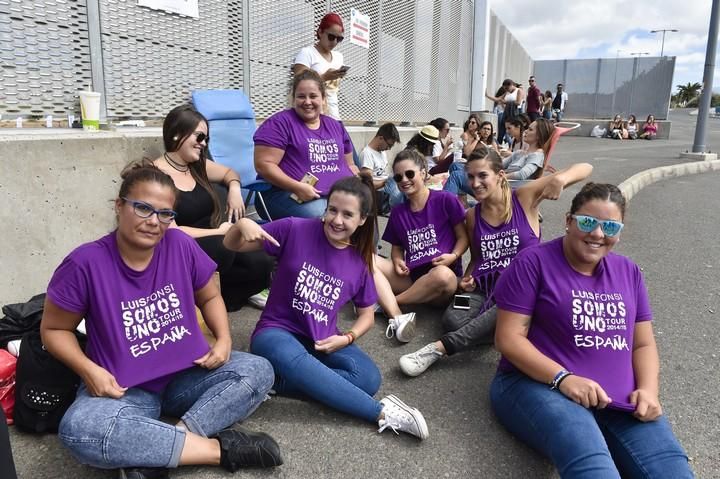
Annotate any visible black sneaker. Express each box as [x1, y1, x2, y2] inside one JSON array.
[[216, 427, 283, 471], [118, 468, 170, 479]]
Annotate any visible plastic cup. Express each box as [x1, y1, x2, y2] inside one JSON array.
[[79, 91, 102, 131]]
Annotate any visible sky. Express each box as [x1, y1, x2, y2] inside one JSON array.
[[492, 0, 719, 93]]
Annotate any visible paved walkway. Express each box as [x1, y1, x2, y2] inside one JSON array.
[[8, 109, 719, 478]]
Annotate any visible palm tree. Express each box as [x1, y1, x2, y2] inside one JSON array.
[[676, 82, 702, 106]]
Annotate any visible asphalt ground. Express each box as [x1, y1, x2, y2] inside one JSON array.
[[8, 110, 719, 478]]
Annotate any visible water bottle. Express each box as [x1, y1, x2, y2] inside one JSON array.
[[453, 137, 464, 162]]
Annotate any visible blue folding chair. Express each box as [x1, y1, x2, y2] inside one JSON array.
[[191, 89, 271, 221]]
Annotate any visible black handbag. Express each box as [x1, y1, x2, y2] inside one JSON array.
[[13, 330, 84, 433]]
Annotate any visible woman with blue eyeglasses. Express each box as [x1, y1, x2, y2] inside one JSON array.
[[491, 183, 693, 478]]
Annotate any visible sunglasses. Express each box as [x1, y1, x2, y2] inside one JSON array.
[[193, 132, 210, 144], [122, 197, 177, 224], [327, 33, 344, 43], [571, 214, 624, 237], [393, 170, 417, 183]]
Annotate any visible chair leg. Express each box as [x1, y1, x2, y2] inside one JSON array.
[[256, 192, 272, 221]]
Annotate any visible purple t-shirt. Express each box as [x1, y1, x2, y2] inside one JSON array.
[[253, 218, 378, 342], [471, 192, 540, 294], [494, 237, 653, 411], [46, 229, 215, 392], [382, 190, 466, 276], [253, 109, 354, 194]]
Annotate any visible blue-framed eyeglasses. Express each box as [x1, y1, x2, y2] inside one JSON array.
[[122, 197, 177, 224], [571, 214, 624, 237]]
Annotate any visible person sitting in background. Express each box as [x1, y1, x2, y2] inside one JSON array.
[[501, 116, 527, 155], [428, 117, 455, 174], [224, 175, 429, 440], [153, 105, 273, 311], [491, 183, 693, 478], [608, 114, 627, 140], [640, 114, 657, 140], [626, 114, 638, 140], [399, 152, 592, 377], [503, 118, 555, 182], [542, 90, 554, 120], [292, 12, 347, 120], [459, 114, 481, 157], [254, 70, 357, 220], [42, 162, 282, 478], [359, 122, 401, 211], [374, 149, 469, 343]]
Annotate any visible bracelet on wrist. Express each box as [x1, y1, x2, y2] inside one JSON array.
[[549, 369, 573, 390], [344, 332, 354, 345], [227, 178, 241, 188]]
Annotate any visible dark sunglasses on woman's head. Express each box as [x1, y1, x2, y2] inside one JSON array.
[[327, 33, 344, 43], [393, 170, 417, 183], [194, 132, 210, 144]]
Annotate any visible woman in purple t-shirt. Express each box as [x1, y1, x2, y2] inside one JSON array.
[[253, 69, 357, 220], [224, 175, 429, 440], [491, 183, 693, 477], [399, 151, 592, 377], [376, 149, 469, 343], [41, 163, 282, 476]]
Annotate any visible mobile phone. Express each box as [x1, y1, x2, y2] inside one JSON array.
[[453, 294, 471, 310], [339, 65, 350, 72], [290, 172, 319, 203]]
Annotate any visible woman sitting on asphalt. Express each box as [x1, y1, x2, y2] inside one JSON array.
[[640, 114, 658, 140], [41, 162, 282, 478], [491, 183, 693, 478], [254, 69, 357, 220], [609, 114, 628, 140], [375, 149, 469, 343], [224, 174, 428, 440], [153, 105, 273, 311], [503, 118, 555, 181], [399, 151, 592, 376]]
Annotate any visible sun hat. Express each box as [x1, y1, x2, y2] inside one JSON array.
[[419, 125, 440, 144]]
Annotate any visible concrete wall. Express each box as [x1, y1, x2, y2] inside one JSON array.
[[0, 126, 460, 306]]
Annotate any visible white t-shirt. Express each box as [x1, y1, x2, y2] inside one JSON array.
[[359, 146, 388, 177], [294, 46, 344, 120]]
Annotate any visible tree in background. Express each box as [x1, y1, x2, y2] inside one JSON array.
[[673, 82, 702, 107]]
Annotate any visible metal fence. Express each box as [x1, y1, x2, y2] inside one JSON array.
[[533, 57, 675, 120], [1, 0, 475, 125]]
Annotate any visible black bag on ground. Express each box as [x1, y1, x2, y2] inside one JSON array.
[[13, 330, 85, 433], [0, 294, 45, 349]]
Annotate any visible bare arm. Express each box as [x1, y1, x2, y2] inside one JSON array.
[[41, 299, 127, 398], [516, 162, 593, 223], [223, 217, 279, 253], [255, 145, 320, 202], [630, 321, 662, 421], [315, 305, 374, 354], [192, 277, 231, 368], [206, 160, 245, 222], [495, 308, 611, 409]]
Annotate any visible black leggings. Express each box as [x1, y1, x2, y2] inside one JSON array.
[[196, 235, 275, 312], [0, 409, 17, 479]]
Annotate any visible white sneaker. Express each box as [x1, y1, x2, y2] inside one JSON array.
[[248, 288, 269, 309], [399, 343, 443, 377], [378, 395, 428, 440], [385, 312, 416, 343]]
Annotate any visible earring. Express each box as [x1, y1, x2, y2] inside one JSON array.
[[565, 227, 569, 232], [321, 216, 326, 223], [173, 136, 178, 141]]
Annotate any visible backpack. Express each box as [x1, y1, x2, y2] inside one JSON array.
[[13, 330, 85, 433]]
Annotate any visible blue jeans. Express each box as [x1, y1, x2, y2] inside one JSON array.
[[260, 186, 327, 220], [251, 327, 383, 423], [383, 176, 406, 208], [59, 352, 273, 469], [443, 163, 474, 197], [490, 371, 693, 478]]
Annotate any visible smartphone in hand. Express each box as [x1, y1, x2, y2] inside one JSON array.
[[290, 172, 319, 203], [453, 294, 471, 310]]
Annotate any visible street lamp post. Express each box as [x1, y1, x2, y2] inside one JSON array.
[[650, 29, 679, 57]]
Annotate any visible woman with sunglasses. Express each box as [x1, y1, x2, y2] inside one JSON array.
[[399, 152, 592, 376], [460, 115, 497, 158], [293, 12, 347, 120], [491, 183, 693, 478], [41, 162, 282, 477], [375, 150, 469, 342], [153, 105, 273, 312], [224, 175, 429, 440]]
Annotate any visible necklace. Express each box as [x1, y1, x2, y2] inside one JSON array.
[[164, 152, 189, 173]]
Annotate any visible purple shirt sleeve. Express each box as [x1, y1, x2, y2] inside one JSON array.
[[352, 267, 378, 308], [253, 112, 289, 150], [493, 248, 540, 316], [261, 217, 294, 257], [47, 255, 89, 314]]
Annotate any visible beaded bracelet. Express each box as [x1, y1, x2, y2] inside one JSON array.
[[345, 330, 357, 343], [550, 369, 573, 390], [227, 178, 242, 187]]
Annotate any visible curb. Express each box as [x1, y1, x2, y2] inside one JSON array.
[[619, 159, 720, 202]]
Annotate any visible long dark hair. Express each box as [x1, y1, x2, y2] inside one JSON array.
[[478, 120, 495, 145], [163, 105, 223, 227], [327, 174, 377, 272], [463, 113, 481, 133], [406, 133, 434, 157]]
